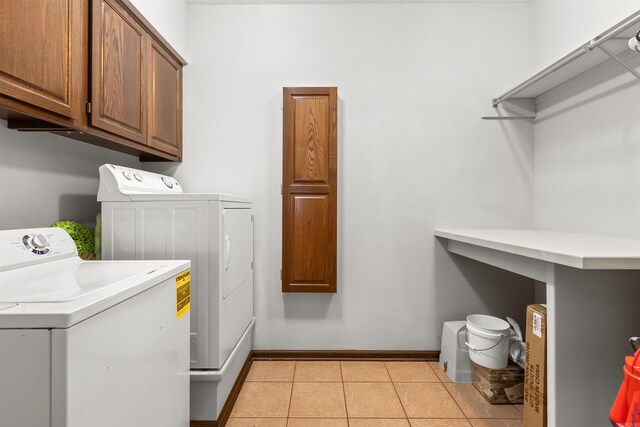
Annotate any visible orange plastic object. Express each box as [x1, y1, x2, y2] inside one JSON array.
[[611, 350, 640, 426], [626, 392, 639, 425], [624, 367, 640, 425]]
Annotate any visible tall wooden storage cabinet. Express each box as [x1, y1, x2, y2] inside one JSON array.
[[282, 87, 338, 293]]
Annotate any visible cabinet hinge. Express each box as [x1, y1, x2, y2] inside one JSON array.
[[251, 214, 254, 222], [280, 99, 283, 111], [280, 270, 282, 280], [280, 184, 283, 195], [86, 102, 92, 114], [251, 261, 254, 269]]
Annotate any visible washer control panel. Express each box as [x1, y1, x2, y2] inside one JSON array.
[[22, 233, 50, 255], [0, 228, 78, 272], [97, 164, 183, 201]]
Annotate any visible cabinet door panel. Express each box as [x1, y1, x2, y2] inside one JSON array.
[[293, 96, 330, 184], [148, 41, 182, 156], [282, 87, 337, 293], [91, 0, 146, 143], [291, 195, 330, 282], [0, 0, 81, 119]]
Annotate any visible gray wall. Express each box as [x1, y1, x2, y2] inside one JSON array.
[[7, 0, 634, 352], [0, 123, 139, 229], [148, 2, 538, 350], [129, 0, 188, 61], [532, 1, 640, 238]]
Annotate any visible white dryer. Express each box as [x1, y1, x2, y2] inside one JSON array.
[[98, 164, 254, 421], [0, 227, 190, 427]]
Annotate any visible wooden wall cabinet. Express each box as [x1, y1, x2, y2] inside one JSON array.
[[282, 87, 338, 293], [0, 0, 186, 162]]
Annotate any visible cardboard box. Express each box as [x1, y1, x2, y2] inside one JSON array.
[[471, 361, 525, 404], [524, 304, 547, 427]]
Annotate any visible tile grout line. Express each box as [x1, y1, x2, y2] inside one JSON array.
[[240, 360, 510, 426], [440, 376, 471, 422], [384, 361, 410, 424], [285, 361, 297, 426], [339, 362, 350, 426]]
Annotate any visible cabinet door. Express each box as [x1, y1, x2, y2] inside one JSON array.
[[148, 40, 182, 157], [91, 0, 147, 143], [282, 87, 338, 293], [0, 0, 82, 120]]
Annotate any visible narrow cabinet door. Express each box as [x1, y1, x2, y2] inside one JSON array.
[[148, 40, 182, 157], [282, 87, 338, 293], [91, 0, 147, 143], [0, 0, 82, 120]]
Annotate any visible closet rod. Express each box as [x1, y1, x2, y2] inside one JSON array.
[[587, 10, 640, 50], [492, 10, 640, 108]]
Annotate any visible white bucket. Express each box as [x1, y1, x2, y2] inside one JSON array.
[[465, 314, 512, 369]]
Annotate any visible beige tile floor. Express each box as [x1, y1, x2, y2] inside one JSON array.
[[228, 361, 524, 427]]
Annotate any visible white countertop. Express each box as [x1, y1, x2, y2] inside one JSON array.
[[435, 229, 640, 270]]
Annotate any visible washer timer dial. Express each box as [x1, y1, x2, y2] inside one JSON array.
[[161, 176, 174, 189], [22, 234, 50, 255]]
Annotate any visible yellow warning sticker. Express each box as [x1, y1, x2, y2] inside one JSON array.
[[176, 269, 191, 320]]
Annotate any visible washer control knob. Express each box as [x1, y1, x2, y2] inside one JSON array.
[[134, 172, 144, 182], [31, 234, 49, 250], [161, 176, 173, 189], [122, 171, 133, 180]]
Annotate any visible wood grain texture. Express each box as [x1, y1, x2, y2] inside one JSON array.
[[91, 0, 147, 143], [282, 87, 337, 293], [0, 0, 82, 119], [115, 0, 186, 66], [292, 195, 329, 281], [148, 39, 182, 156], [293, 96, 329, 183]]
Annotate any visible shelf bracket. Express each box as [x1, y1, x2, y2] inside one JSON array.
[[598, 44, 640, 81], [481, 98, 536, 120]]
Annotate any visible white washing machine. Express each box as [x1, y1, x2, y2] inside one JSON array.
[[98, 164, 254, 421], [0, 227, 191, 427]]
